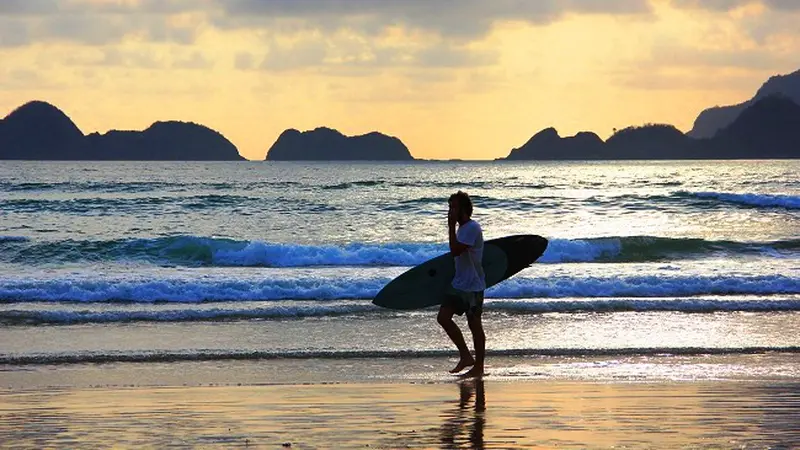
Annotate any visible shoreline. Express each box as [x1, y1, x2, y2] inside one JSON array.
[[2, 352, 798, 390]]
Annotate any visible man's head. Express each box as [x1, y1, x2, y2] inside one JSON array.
[[449, 190, 473, 220]]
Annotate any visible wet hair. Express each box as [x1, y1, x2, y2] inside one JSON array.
[[449, 190, 473, 217]]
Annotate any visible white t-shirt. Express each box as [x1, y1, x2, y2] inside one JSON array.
[[452, 219, 486, 292]]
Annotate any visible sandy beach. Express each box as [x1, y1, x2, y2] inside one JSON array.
[[2, 355, 799, 449]]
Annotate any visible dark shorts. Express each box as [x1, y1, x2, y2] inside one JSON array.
[[442, 287, 484, 316]]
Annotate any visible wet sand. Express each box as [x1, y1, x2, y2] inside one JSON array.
[[1, 378, 798, 449]]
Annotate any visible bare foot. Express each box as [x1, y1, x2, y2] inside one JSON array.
[[448, 357, 475, 374], [458, 366, 484, 378]]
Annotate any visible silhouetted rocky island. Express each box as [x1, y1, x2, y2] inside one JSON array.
[[505, 124, 697, 160], [266, 127, 413, 161], [504, 95, 800, 160], [506, 128, 605, 160], [0, 101, 244, 160]]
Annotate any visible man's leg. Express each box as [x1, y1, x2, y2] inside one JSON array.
[[462, 311, 485, 377], [437, 305, 475, 373]]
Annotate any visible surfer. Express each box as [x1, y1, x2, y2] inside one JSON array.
[[438, 191, 486, 377]]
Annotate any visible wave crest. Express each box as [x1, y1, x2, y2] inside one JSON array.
[[3, 235, 798, 267]]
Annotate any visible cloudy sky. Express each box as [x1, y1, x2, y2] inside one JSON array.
[[1, 0, 798, 160]]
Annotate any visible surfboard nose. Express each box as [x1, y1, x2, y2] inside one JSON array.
[[498, 235, 548, 261], [528, 235, 549, 255], [488, 235, 548, 279]]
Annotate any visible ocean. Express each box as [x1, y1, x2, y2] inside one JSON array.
[[1, 160, 798, 385]]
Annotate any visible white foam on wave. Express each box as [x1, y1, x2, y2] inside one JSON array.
[[212, 239, 606, 267], [7, 234, 796, 268], [684, 191, 800, 209], [211, 241, 445, 267], [0, 273, 798, 303], [538, 238, 621, 263], [0, 276, 388, 303], [488, 297, 800, 313], [1, 303, 378, 324], [3, 297, 799, 324], [491, 274, 800, 298]]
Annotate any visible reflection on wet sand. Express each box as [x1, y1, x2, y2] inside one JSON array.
[[439, 378, 486, 449], [0, 380, 798, 448]]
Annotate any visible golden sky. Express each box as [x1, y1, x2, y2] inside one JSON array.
[[1, 0, 798, 160]]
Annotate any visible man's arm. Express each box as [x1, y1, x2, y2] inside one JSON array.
[[449, 225, 470, 256]]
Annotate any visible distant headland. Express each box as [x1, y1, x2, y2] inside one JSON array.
[[503, 95, 800, 160], [689, 69, 800, 138], [0, 101, 244, 161], [504, 67, 800, 160], [265, 127, 413, 161], [3, 66, 800, 161]]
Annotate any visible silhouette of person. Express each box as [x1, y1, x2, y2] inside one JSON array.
[[438, 191, 486, 377]]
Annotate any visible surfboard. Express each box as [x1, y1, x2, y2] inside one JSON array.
[[372, 234, 548, 310]]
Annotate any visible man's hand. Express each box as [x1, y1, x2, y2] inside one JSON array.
[[448, 204, 458, 229], [447, 203, 467, 255]]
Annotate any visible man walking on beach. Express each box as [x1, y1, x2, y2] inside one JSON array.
[[438, 191, 486, 378]]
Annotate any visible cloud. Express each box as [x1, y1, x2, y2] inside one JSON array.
[[0, 0, 651, 47], [669, 0, 800, 10], [0, 17, 199, 47], [0, 0, 655, 77], [234, 52, 255, 70], [765, 0, 800, 9], [100, 48, 163, 69], [667, 0, 800, 46], [647, 42, 790, 70], [0, 0, 60, 16], [259, 39, 329, 71], [8, 0, 800, 53], [144, 21, 198, 45], [59, 47, 216, 70], [5, 0, 795, 80], [213, 0, 653, 40], [172, 51, 213, 70], [616, 70, 765, 91], [614, 37, 798, 92], [0, 0, 203, 47], [0, 17, 30, 47], [0, 0, 205, 16], [60, 48, 164, 69], [37, 15, 133, 45], [410, 44, 497, 68], [244, 35, 497, 73], [0, 68, 64, 91], [737, 8, 800, 44], [668, 0, 751, 10]]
